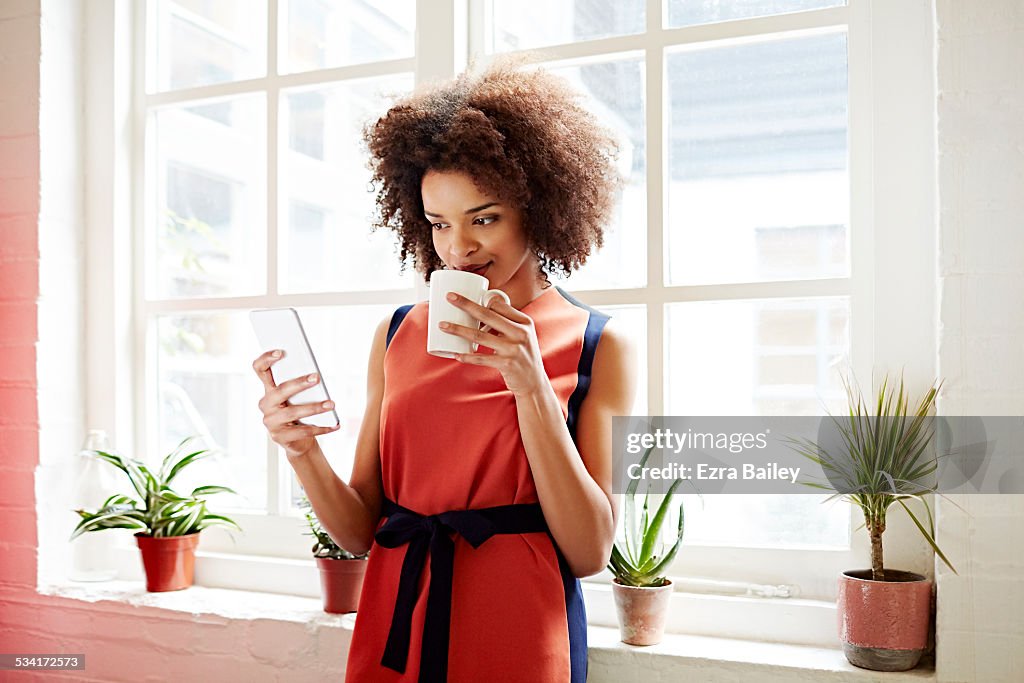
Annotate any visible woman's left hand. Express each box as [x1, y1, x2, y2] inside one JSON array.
[[439, 291, 549, 397]]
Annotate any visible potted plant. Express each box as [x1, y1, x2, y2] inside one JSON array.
[[606, 445, 686, 645], [298, 494, 368, 614], [68, 435, 241, 592], [786, 372, 958, 671]]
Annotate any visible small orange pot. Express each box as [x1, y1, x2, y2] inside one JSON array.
[[316, 557, 368, 614], [838, 569, 933, 671], [611, 577, 674, 645], [134, 531, 201, 592]]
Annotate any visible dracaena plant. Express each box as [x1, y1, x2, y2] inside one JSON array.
[[69, 435, 242, 540], [607, 445, 686, 588], [785, 372, 958, 581], [298, 495, 368, 560]]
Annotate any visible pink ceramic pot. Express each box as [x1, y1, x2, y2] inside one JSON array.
[[611, 577, 674, 645], [837, 569, 933, 671]]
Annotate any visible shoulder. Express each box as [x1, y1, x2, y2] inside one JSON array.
[[585, 316, 637, 413], [594, 316, 630, 350], [592, 318, 634, 375]]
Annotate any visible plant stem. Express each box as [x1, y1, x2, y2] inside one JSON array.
[[868, 513, 886, 582]]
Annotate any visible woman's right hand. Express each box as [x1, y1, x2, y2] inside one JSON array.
[[252, 350, 339, 458]]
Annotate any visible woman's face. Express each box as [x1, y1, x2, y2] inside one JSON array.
[[423, 168, 537, 290]]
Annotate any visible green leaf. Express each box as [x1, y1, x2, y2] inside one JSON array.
[[165, 449, 212, 485], [638, 478, 683, 567], [195, 513, 242, 533], [896, 498, 957, 575], [190, 485, 237, 497]]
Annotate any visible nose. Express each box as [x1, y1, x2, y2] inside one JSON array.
[[446, 224, 479, 259]]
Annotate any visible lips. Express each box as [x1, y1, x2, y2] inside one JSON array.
[[457, 262, 491, 276]]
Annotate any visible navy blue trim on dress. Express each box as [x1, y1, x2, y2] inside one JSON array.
[[555, 287, 611, 443], [553, 539, 589, 683], [386, 304, 414, 350]]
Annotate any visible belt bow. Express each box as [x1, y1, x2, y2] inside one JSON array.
[[374, 497, 549, 683]]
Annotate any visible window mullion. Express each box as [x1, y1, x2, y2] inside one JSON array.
[[266, 0, 281, 514], [646, 0, 666, 416], [414, 0, 465, 85]]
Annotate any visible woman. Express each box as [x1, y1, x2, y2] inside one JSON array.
[[252, 54, 636, 682]]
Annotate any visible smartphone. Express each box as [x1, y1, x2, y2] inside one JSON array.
[[249, 307, 340, 428]]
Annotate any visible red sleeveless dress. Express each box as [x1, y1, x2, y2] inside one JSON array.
[[344, 284, 610, 683]]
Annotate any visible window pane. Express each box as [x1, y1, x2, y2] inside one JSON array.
[[680, 494, 850, 549], [157, 312, 267, 511], [541, 57, 646, 291], [151, 95, 267, 299], [667, 0, 844, 28], [286, 305, 396, 509], [150, 0, 267, 92], [280, 76, 414, 293], [280, 0, 416, 73], [666, 296, 851, 549], [666, 297, 849, 416], [490, 0, 645, 53], [666, 32, 848, 286]]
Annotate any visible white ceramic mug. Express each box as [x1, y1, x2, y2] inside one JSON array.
[[427, 269, 511, 358]]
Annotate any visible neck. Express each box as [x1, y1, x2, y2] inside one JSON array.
[[498, 261, 549, 310]]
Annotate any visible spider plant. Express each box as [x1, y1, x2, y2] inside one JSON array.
[[298, 494, 368, 560], [69, 435, 242, 540], [786, 372, 958, 581], [607, 445, 686, 588]]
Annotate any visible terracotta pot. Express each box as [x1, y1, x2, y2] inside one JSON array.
[[611, 577, 674, 645], [316, 557, 368, 614], [134, 531, 201, 592], [837, 569, 933, 671]]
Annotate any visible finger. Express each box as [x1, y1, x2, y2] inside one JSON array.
[[252, 350, 284, 391], [446, 292, 520, 336], [276, 399, 335, 426], [438, 322, 512, 353], [453, 351, 497, 365], [268, 372, 324, 407], [487, 297, 533, 325], [274, 423, 340, 441]]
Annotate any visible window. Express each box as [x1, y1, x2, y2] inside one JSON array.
[[107, 0, 935, 645], [484, 0, 862, 598]]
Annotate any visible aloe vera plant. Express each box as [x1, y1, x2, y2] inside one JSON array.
[[607, 445, 686, 588], [786, 372, 958, 582], [69, 435, 242, 540]]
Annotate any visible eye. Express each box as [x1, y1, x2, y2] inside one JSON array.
[[474, 216, 497, 225], [431, 222, 447, 231]]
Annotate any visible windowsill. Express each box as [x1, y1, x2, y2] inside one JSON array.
[[37, 579, 936, 681]]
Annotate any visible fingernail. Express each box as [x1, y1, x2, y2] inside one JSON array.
[[439, 321, 450, 329], [322, 401, 333, 409], [307, 373, 318, 383], [447, 292, 457, 301], [272, 350, 282, 358]]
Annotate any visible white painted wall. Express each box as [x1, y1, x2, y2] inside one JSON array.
[[933, 1, 1024, 682], [33, 0, 88, 586]]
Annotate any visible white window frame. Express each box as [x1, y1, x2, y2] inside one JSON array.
[[83, 0, 938, 647]]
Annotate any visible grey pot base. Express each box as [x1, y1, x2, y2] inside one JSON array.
[[843, 643, 925, 672]]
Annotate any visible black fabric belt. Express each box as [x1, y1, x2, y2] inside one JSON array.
[[374, 496, 550, 683]]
